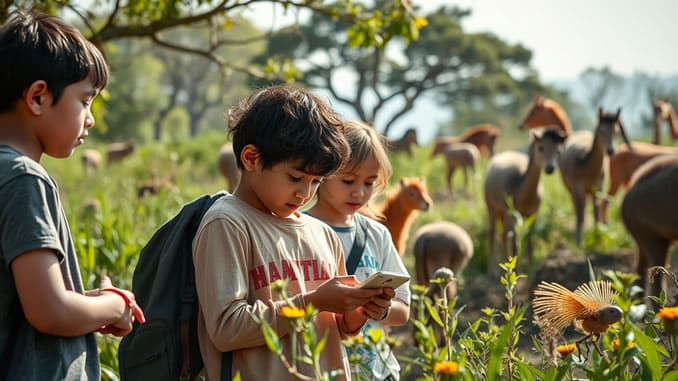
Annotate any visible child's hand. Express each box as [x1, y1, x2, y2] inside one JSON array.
[[305, 276, 383, 314], [360, 287, 395, 321], [97, 275, 146, 336]]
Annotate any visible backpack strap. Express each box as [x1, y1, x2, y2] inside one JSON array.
[[177, 192, 229, 381], [346, 214, 369, 275]]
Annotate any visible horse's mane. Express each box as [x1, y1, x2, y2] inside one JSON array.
[[543, 98, 572, 132], [459, 124, 498, 139]]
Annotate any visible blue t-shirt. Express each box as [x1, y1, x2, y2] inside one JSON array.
[[0, 145, 99, 380], [309, 213, 411, 381]]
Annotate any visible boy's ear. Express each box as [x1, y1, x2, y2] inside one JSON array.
[[240, 144, 260, 171], [24, 80, 49, 115]]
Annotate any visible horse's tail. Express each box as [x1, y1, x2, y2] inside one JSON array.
[[414, 232, 429, 289]]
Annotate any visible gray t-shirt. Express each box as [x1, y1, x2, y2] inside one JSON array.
[[0, 145, 99, 380]]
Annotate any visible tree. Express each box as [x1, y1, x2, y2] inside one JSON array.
[[3, 0, 423, 141], [251, 5, 539, 137], [148, 17, 262, 139], [2, 0, 421, 82]]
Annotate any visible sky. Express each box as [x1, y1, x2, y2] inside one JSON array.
[[244, 1, 678, 140], [247, 0, 677, 82], [422, 0, 677, 81]]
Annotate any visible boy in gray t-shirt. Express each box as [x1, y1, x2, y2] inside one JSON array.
[[0, 9, 144, 380]]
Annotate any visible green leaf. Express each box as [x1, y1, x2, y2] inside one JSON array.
[[425, 299, 444, 327], [630, 325, 663, 380], [261, 323, 282, 355], [313, 332, 329, 359], [486, 320, 513, 381]]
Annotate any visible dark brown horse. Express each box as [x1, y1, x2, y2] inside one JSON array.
[[387, 128, 418, 157], [519, 96, 573, 137], [430, 124, 500, 158], [651, 98, 678, 144]]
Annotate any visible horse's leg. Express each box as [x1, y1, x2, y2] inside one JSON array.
[[637, 236, 670, 302], [525, 220, 534, 269], [462, 166, 469, 194], [602, 174, 621, 225], [654, 120, 661, 145], [572, 189, 585, 246], [502, 214, 515, 261], [447, 166, 456, 197], [487, 211, 497, 275], [592, 190, 600, 228]]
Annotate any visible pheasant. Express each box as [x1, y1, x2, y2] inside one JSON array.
[[532, 280, 623, 356]]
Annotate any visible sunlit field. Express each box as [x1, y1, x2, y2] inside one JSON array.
[[43, 129, 678, 380]]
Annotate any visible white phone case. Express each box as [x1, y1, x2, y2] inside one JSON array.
[[357, 271, 410, 289]]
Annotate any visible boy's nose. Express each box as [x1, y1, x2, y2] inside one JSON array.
[[297, 183, 316, 200], [85, 114, 95, 128]]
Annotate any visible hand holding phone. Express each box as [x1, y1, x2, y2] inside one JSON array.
[[357, 271, 410, 289]]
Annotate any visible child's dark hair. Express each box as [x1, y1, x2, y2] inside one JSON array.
[[228, 85, 350, 177], [0, 9, 109, 112]]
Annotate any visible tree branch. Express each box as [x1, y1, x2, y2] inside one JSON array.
[[151, 34, 266, 78]]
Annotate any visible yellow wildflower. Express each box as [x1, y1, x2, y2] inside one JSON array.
[[434, 361, 459, 375], [611, 339, 635, 349], [658, 306, 678, 335], [279, 305, 305, 319], [414, 16, 428, 29], [367, 328, 384, 343], [556, 343, 577, 357], [343, 335, 364, 347], [658, 306, 678, 320]]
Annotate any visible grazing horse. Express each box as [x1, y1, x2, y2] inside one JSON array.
[[107, 141, 136, 163], [413, 221, 474, 299], [519, 96, 573, 137], [651, 98, 678, 144], [81, 149, 102, 173], [430, 124, 500, 158], [376, 177, 433, 256], [388, 128, 418, 157], [439, 142, 480, 197], [601, 142, 677, 224], [621, 154, 678, 301]]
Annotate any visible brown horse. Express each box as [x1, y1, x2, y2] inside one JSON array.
[[430, 124, 500, 158], [388, 128, 418, 157], [601, 142, 677, 224], [484, 128, 566, 274], [621, 154, 678, 300], [376, 177, 433, 257], [519, 96, 573, 137], [651, 98, 678, 144], [559, 108, 631, 246]]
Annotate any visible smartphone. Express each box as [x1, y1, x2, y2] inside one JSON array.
[[357, 271, 410, 289]]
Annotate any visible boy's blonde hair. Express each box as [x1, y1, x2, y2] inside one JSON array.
[[341, 121, 392, 193]]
